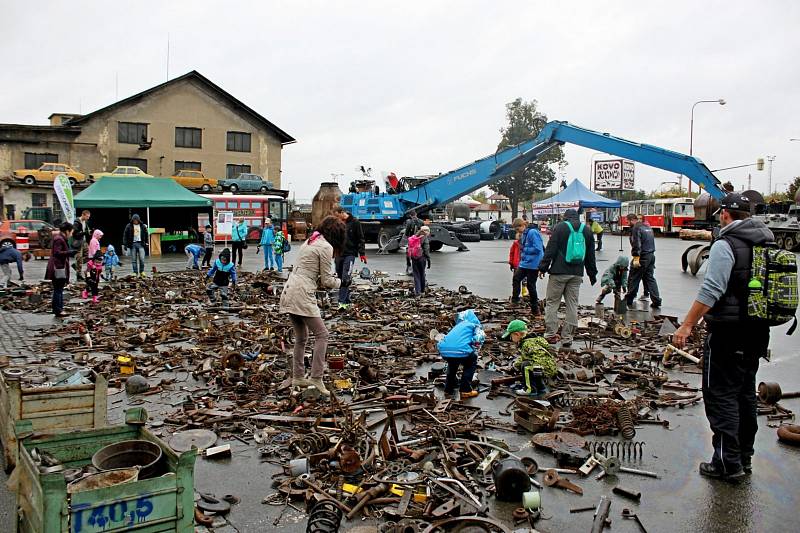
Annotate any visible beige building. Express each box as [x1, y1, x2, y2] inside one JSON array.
[[0, 70, 294, 220]]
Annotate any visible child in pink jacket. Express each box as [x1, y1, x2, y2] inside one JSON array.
[[88, 229, 104, 258]]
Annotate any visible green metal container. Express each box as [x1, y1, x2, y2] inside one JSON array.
[[13, 409, 196, 533]]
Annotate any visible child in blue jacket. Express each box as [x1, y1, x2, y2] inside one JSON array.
[[102, 245, 121, 281], [512, 223, 544, 316], [184, 243, 205, 270], [437, 309, 485, 398]]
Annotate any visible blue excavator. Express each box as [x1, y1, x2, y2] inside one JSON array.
[[339, 121, 727, 253]]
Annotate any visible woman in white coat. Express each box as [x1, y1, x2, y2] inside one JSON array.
[[279, 216, 349, 396]]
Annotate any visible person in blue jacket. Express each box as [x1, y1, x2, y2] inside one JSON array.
[[184, 243, 205, 270], [259, 218, 275, 271], [437, 309, 486, 399], [102, 244, 121, 281], [512, 221, 544, 316], [206, 248, 237, 306]]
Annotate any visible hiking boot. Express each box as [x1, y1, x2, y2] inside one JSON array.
[[309, 378, 330, 396], [292, 378, 313, 388], [742, 459, 752, 474], [699, 462, 745, 483], [460, 390, 478, 399]]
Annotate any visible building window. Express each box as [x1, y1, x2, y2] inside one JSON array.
[[24, 153, 58, 169], [31, 193, 48, 207], [175, 161, 202, 172], [52, 194, 64, 221], [226, 164, 251, 178], [118, 158, 148, 172], [175, 127, 202, 148], [227, 132, 251, 152], [118, 122, 148, 144]]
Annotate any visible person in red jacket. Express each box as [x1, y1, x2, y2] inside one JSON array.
[[508, 218, 525, 301]]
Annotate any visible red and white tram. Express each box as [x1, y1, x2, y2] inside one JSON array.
[[620, 197, 695, 233]]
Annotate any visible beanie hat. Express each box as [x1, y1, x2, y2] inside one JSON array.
[[503, 319, 529, 338]]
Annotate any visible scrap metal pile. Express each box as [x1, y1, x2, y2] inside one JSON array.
[[4, 269, 795, 532]]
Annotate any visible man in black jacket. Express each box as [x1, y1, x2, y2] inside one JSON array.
[[333, 206, 366, 309], [73, 210, 91, 281], [538, 209, 598, 347], [123, 214, 149, 278], [403, 211, 423, 274], [672, 193, 773, 482], [625, 213, 661, 307]]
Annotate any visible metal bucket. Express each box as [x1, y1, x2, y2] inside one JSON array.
[[92, 440, 163, 479]]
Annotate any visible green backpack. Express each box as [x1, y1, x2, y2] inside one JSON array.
[[747, 244, 798, 334], [564, 222, 587, 264]]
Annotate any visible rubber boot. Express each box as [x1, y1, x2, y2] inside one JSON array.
[[81, 289, 88, 299], [92, 296, 99, 304], [309, 378, 330, 396]]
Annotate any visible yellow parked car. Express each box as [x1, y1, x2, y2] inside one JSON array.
[[171, 170, 219, 192], [13, 163, 86, 186], [89, 166, 153, 180]]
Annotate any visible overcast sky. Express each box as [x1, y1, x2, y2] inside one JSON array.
[[2, 1, 799, 201]]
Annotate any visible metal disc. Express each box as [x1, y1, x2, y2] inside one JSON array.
[[168, 429, 218, 453], [531, 432, 586, 452]]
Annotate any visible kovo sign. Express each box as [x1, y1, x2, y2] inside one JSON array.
[[594, 159, 635, 191]]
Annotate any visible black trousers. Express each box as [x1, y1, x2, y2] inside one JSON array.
[[445, 354, 478, 393], [511, 267, 539, 313], [231, 241, 245, 266], [626, 253, 660, 305], [202, 247, 213, 267], [703, 323, 769, 473]]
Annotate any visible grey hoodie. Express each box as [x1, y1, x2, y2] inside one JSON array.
[[697, 218, 774, 308]]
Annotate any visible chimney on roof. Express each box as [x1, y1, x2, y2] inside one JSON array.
[[48, 113, 82, 126]]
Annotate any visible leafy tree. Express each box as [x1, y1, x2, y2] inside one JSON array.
[[490, 98, 566, 218], [788, 176, 800, 201], [471, 190, 488, 204]]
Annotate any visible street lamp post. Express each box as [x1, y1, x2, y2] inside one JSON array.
[[688, 98, 726, 194], [766, 156, 776, 194]]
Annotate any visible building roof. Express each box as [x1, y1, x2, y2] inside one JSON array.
[[67, 70, 296, 145], [488, 193, 509, 201], [75, 177, 213, 209]]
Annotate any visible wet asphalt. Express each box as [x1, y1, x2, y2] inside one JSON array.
[[1, 236, 799, 533]]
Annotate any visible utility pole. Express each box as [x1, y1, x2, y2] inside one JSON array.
[[747, 173, 752, 191], [767, 155, 776, 194]]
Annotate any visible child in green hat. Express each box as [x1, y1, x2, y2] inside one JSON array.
[[503, 319, 556, 396]]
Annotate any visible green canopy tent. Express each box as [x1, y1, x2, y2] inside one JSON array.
[[74, 177, 213, 252]]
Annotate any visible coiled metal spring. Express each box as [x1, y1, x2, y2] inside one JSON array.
[[589, 440, 646, 461], [306, 500, 342, 533], [616, 405, 636, 440], [292, 433, 330, 455]]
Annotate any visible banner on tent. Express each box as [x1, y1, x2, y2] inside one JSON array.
[[532, 201, 580, 216], [594, 159, 635, 191]]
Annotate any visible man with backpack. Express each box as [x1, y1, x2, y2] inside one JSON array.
[[538, 209, 597, 347], [625, 213, 662, 308], [672, 193, 796, 482]]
